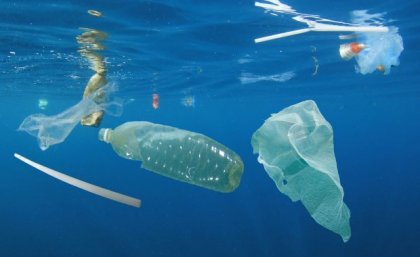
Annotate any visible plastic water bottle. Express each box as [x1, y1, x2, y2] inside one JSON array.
[[98, 121, 244, 192]]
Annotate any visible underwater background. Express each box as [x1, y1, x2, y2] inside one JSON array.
[[1, 0, 419, 256]]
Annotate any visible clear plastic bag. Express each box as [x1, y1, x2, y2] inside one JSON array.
[[18, 84, 122, 150], [252, 100, 351, 242]]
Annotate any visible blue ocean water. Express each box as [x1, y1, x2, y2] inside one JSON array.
[[1, 0, 419, 256]]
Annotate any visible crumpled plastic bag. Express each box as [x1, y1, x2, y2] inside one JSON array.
[[251, 100, 351, 242], [355, 27, 403, 74], [18, 84, 122, 151]]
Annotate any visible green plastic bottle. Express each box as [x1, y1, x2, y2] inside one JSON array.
[[98, 121, 244, 192]]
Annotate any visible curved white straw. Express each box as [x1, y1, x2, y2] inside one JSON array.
[[14, 153, 141, 208]]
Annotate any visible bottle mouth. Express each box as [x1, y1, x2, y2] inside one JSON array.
[[98, 128, 112, 143]]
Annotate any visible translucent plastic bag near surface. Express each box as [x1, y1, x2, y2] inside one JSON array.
[[18, 84, 122, 151], [355, 27, 403, 74], [251, 100, 351, 242]]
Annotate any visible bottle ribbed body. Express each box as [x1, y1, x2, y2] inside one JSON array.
[[104, 121, 243, 192]]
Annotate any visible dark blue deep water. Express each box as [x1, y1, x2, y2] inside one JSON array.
[[1, 0, 419, 256]]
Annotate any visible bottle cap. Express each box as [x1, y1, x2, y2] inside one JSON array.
[[98, 128, 112, 143]]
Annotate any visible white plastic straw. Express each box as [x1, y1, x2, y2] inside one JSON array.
[[255, 24, 389, 43], [255, 28, 311, 43], [312, 24, 389, 33], [14, 153, 141, 208]]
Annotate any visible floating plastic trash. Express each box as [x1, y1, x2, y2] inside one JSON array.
[[353, 27, 404, 74], [18, 84, 122, 151], [87, 9, 103, 17], [99, 121, 244, 193], [255, 1, 403, 75], [254, 0, 388, 43], [152, 93, 159, 109], [339, 42, 366, 60], [181, 95, 195, 107], [14, 153, 140, 207], [37, 98, 48, 110], [77, 26, 108, 126], [80, 73, 107, 126], [251, 100, 351, 242], [239, 71, 295, 84]]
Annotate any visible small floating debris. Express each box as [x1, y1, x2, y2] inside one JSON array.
[[339, 42, 366, 61], [88, 9, 103, 17], [181, 95, 195, 107], [152, 93, 159, 109], [38, 98, 48, 110]]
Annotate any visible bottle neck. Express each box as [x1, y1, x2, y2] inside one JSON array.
[[98, 128, 113, 143]]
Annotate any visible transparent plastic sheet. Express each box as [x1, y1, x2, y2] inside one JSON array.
[[355, 27, 404, 74], [18, 84, 123, 150], [251, 100, 351, 242]]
